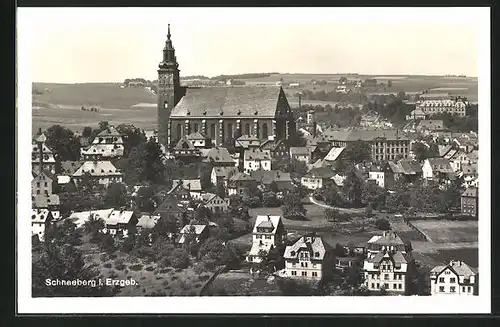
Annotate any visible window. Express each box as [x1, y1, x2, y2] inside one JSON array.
[[37, 190, 40, 194], [245, 123, 251, 135], [445, 270, 451, 274], [371, 283, 375, 289], [36, 182, 40, 187], [291, 271, 297, 276], [393, 284, 397, 289], [227, 123, 233, 140], [292, 262, 296, 267], [210, 124, 216, 139], [398, 284, 402, 289], [468, 286, 471, 293], [312, 263, 317, 268], [450, 286, 456, 293], [384, 283, 389, 289], [384, 274, 389, 280], [301, 271, 307, 277], [450, 278, 456, 283], [194, 123, 199, 133], [262, 123, 268, 139], [462, 286, 466, 292], [312, 272, 318, 277], [376, 283, 380, 289], [439, 277, 445, 283]]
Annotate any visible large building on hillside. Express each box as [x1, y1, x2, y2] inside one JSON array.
[[156, 25, 296, 149]]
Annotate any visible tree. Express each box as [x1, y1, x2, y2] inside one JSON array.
[[151, 214, 177, 242], [281, 188, 307, 220], [284, 158, 308, 179], [83, 214, 106, 242], [408, 261, 431, 295], [169, 248, 191, 269], [98, 121, 109, 131], [268, 181, 279, 193], [343, 141, 371, 163], [215, 182, 227, 198], [119, 138, 166, 185], [286, 130, 307, 147], [192, 206, 212, 225], [342, 168, 363, 207], [134, 186, 158, 213], [361, 182, 386, 210], [412, 142, 430, 162], [116, 124, 147, 157], [44, 220, 82, 246], [325, 208, 350, 222], [387, 80, 392, 88], [375, 218, 391, 231], [262, 191, 280, 207], [82, 126, 93, 138], [44, 125, 81, 161], [98, 233, 117, 253], [104, 182, 128, 208], [339, 76, 348, 84], [32, 243, 116, 297], [198, 237, 228, 270]]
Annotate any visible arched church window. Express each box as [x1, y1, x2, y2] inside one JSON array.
[[176, 124, 182, 138], [245, 123, 251, 135], [210, 124, 216, 139], [262, 123, 268, 139], [194, 123, 199, 133], [227, 123, 233, 140]]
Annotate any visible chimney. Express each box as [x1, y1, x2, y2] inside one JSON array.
[[267, 215, 271, 221]]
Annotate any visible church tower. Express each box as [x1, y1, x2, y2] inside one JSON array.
[[157, 24, 184, 148]]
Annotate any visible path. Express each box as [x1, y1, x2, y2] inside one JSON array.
[[308, 196, 366, 214]]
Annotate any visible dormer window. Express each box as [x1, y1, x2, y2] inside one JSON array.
[[31, 215, 36, 219], [187, 111, 191, 116], [254, 110, 258, 115], [237, 110, 241, 115], [315, 252, 320, 257], [220, 111, 224, 116], [203, 110, 207, 116]]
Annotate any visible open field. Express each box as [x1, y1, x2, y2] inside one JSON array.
[[390, 219, 428, 242], [413, 248, 478, 269], [204, 270, 281, 296], [410, 220, 478, 244]]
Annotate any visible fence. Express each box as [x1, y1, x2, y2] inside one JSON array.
[[198, 265, 227, 296], [402, 218, 431, 242]]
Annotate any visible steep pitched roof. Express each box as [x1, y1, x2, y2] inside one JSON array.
[[244, 148, 271, 161], [212, 166, 239, 179], [97, 126, 122, 137], [136, 214, 160, 229], [174, 137, 197, 150], [106, 210, 134, 225], [81, 144, 124, 157], [323, 147, 345, 162], [304, 167, 336, 179], [461, 187, 477, 197], [283, 234, 331, 261], [323, 128, 408, 142], [172, 179, 202, 192], [170, 86, 289, 118], [31, 209, 52, 224], [228, 172, 255, 182], [73, 161, 121, 177], [61, 161, 83, 175], [252, 215, 282, 234], [426, 158, 454, 173], [250, 170, 292, 184], [180, 224, 207, 235], [204, 147, 234, 164], [371, 231, 406, 247]]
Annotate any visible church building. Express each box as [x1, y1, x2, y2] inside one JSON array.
[[157, 25, 297, 149]]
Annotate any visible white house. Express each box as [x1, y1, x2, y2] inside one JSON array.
[[31, 209, 53, 241], [186, 132, 210, 148], [283, 233, 333, 280], [289, 147, 311, 163], [66, 209, 114, 229], [82, 126, 125, 160], [32, 133, 56, 175], [246, 215, 286, 263], [422, 158, 455, 183], [368, 170, 386, 188], [211, 166, 239, 187], [301, 167, 336, 190], [178, 224, 209, 245], [136, 214, 160, 233], [363, 250, 409, 294], [102, 210, 137, 237], [72, 161, 123, 187], [430, 260, 477, 296], [172, 179, 203, 200], [201, 192, 230, 212], [244, 148, 272, 174]]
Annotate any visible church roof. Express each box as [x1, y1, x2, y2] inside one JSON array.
[[170, 86, 285, 118]]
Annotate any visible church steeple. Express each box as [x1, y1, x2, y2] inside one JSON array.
[[160, 23, 178, 69]]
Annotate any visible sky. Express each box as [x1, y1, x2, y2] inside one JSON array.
[[19, 7, 483, 83]]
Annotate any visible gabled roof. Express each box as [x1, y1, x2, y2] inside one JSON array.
[[81, 144, 124, 157], [252, 215, 283, 234], [462, 163, 478, 175], [33, 194, 60, 208], [228, 172, 255, 182], [172, 179, 202, 192], [250, 170, 292, 184], [260, 139, 286, 151], [399, 160, 422, 175], [106, 210, 135, 225], [431, 260, 476, 278], [66, 209, 114, 229], [237, 134, 261, 142], [304, 167, 336, 179], [61, 161, 83, 175], [97, 126, 122, 137], [170, 86, 289, 118], [204, 147, 234, 164], [73, 161, 121, 177], [154, 195, 188, 213], [186, 131, 209, 141], [32, 169, 56, 182], [425, 158, 454, 173], [34, 133, 47, 143], [323, 128, 408, 142], [461, 187, 477, 198], [323, 147, 345, 162], [31, 209, 51, 224], [179, 224, 207, 235], [417, 120, 444, 129], [370, 231, 406, 247], [368, 250, 408, 265], [212, 166, 239, 179], [283, 234, 331, 261], [244, 148, 271, 161], [136, 214, 160, 229], [174, 137, 197, 150]]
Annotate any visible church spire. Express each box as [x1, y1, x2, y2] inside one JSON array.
[[160, 23, 178, 68]]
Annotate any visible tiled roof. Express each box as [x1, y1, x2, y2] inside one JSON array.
[[186, 131, 208, 140], [283, 234, 331, 261], [418, 120, 444, 129], [237, 134, 261, 142], [31, 209, 51, 224], [97, 126, 122, 137], [304, 167, 336, 179], [290, 147, 310, 156], [229, 172, 255, 182], [106, 210, 135, 225], [260, 139, 286, 151], [399, 159, 422, 175], [370, 231, 406, 247], [33, 194, 60, 208], [66, 209, 114, 229], [461, 187, 477, 197], [369, 250, 407, 265], [33, 169, 56, 182], [212, 166, 239, 179], [136, 214, 160, 229], [248, 241, 273, 256], [61, 161, 83, 175], [250, 170, 292, 184], [438, 145, 453, 157], [204, 147, 234, 164], [252, 215, 282, 234], [174, 137, 197, 150], [170, 86, 288, 118], [244, 148, 271, 161], [179, 224, 207, 235], [431, 260, 476, 278], [34, 134, 47, 143], [81, 144, 124, 157], [73, 161, 121, 177], [462, 163, 478, 175], [172, 179, 202, 192], [426, 158, 454, 173]]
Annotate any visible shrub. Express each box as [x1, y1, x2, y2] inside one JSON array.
[[170, 248, 191, 269], [375, 218, 391, 231], [156, 276, 163, 280], [103, 262, 112, 269], [179, 280, 191, 290], [145, 265, 155, 271], [193, 262, 206, 275], [163, 280, 169, 286], [198, 274, 210, 282], [124, 269, 129, 274], [115, 264, 126, 271], [171, 275, 178, 280], [195, 283, 202, 288], [130, 264, 144, 271]]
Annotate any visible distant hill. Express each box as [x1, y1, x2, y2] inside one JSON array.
[[32, 83, 155, 109]]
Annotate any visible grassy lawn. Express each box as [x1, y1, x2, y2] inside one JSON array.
[[414, 248, 478, 269], [410, 220, 478, 244], [205, 271, 281, 296]]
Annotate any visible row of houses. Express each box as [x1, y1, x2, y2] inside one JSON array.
[[244, 215, 477, 295]]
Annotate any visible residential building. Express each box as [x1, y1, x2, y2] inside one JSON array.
[[172, 179, 203, 200], [186, 131, 211, 148], [72, 161, 123, 187], [32, 132, 56, 175], [235, 134, 262, 149], [323, 147, 345, 166], [323, 128, 410, 162], [154, 196, 189, 228], [405, 108, 427, 121], [65, 209, 114, 229], [244, 148, 272, 174], [415, 97, 468, 117], [461, 187, 478, 217], [422, 158, 456, 185], [430, 260, 477, 296], [178, 224, 209, 245], [31, 170, 55, 199], [417, 119, 445, 132], [283, 234, 334, 280], [156, 26, 296, 148], [368, 169, 388, 189], [211, 166, 239, 188], [60, 161, 83, 175], [201, 192, 230, 212], [250, 170, 294, 191], [103, 210, 137, 237], [31, 209, 53, 241], [247, 215, 287, 263], [136, 214, 160, 233], [363, 250, 409, 294], [366, 231, 411, 258], [460, 164, 478, 188], [301, 167, 336, 190], [81, 126, 125, 160], [335, 256, 363, 272], [202, 147, 236, 167], [386, 159, 422, 184], [227, 172, 257, 197], [171, 136, 201, 161], [289, 147, 311, 163], [260, 139, 289, 162]]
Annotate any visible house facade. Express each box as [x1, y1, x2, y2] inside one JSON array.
[[81, 126, 125, 160], [461, 187, 478, 217], [430, 260, 477, 296], [227, 173, 257, 197], [246, 215, 286, 263], [72, 161, 123, 187], [32, 132, 56, 175], [244, 148, 272, 174], [301, 167, 336, 190], [283, 234, 334, 280]]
